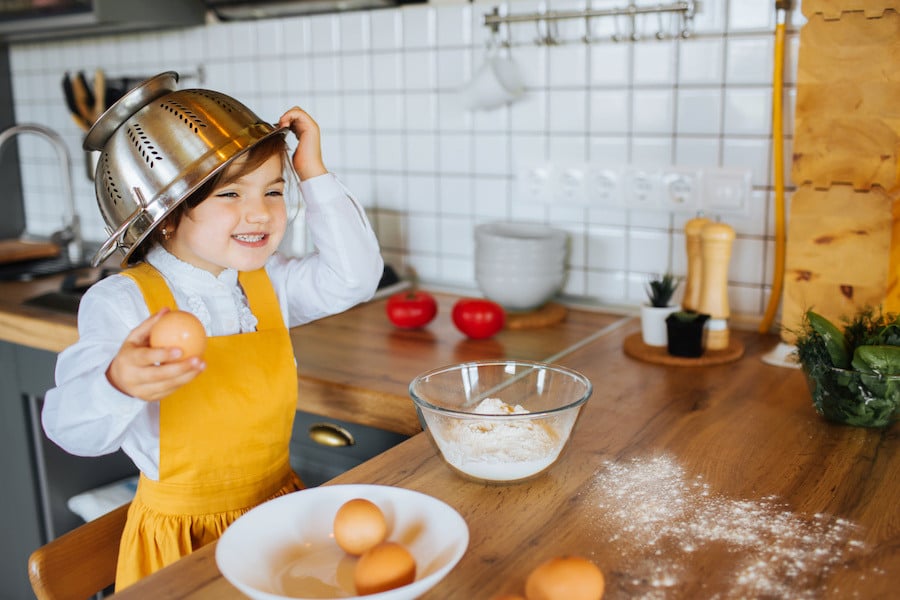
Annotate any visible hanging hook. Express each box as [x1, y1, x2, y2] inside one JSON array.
[[627, 3, 639, 41], [655, 10, 667, 40], [680, 1, 696, 38], [582, 14, 594, 44], [611, 13, 624, 42], [534, 14, 560, 45]]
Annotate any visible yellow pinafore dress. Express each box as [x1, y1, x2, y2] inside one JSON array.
[[115, 263, 303, 590]]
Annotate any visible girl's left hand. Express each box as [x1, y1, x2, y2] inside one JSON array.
[[278, 107, 327, 181]]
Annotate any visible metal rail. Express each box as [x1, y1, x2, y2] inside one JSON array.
[[483, 1, 700, 43]]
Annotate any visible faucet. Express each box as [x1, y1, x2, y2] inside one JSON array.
[[0, 123, 83, 264]]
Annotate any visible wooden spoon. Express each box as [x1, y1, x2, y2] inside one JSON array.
[[92, 68, 106, 123], [70, 71, 93, 127]]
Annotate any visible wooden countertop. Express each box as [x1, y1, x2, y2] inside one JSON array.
[[0, 272, 626, 435], [291, 293, 626, 435], [0, 269, 86, 352], [109, 325, 900, 599]]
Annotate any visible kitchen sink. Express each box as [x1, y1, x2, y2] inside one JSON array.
[[0, 254, 88, 282], [23, 288, 88, 315], [23, 269, 116, 315]]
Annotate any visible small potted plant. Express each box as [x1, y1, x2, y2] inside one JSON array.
[[640, 273, 680, 347], [666, 310, 710, 357]]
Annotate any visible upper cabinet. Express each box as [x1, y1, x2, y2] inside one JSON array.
[[203, 0, 425, 20], [0, 0, 206, 42]]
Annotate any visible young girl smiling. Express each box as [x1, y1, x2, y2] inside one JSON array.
[[42, 99, 383, 589]]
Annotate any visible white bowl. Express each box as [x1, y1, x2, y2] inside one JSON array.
[[475, 261, 565, 276], [475, 222, 567, 249], [474, 248, 567, 265], [409, 360, 592, 484], [216, 484, 468, 600], [476, 270, 565, 311]]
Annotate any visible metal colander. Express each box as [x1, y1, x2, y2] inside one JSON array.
[[84, 71, 287, 267]]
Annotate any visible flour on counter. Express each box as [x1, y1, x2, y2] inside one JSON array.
[[586, 455, 875, 599], [431, 398, 563, 481]]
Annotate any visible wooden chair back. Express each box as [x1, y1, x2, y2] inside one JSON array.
[[28, 502, 130, 600]]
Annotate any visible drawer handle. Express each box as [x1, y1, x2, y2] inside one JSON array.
[[308, 423, 355, 447]]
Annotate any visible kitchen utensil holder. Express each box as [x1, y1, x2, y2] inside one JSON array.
[[483, 0, 698, 45]]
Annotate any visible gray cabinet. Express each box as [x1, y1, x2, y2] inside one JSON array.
[[0, 341, 136, 600]]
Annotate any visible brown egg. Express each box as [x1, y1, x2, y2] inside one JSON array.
[[149, 310, 207, 358], [524, 555, 605, 600], [490, 595, 527, 600], [353, 541, 417, 595], [333, 498, 388, 556]]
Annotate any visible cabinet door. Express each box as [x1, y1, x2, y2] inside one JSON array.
[[0, 342, 137, 600], [0, 340, 43, 600], [16, 345, 137, 539]]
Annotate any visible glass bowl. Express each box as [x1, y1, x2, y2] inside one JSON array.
[[803, 365, 900, 428], [409, 360, 592, 484]]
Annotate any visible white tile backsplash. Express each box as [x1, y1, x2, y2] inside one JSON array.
[[676, 88, 723, 135], [632, 40, 677, 85], [590, 43, 631, 86], [7, 0, 793, 321], [678, 38, 724, 84], [726, 35, 775, 85]]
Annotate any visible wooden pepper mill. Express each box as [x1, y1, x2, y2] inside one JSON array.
[[697, 222, 735, 351], [682, 217, 710, 312]]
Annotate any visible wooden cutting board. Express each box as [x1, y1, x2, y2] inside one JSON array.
[[0, 239, 60, 264]]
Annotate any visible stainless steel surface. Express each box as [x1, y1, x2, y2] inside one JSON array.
[[0, 0, 205, 43], [205, 0, 423, 20], [0, 124, 83, 265], [82, 71, 179, 152], [86, 72, 288, 267]]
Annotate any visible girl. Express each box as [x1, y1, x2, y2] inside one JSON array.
[[41, 104, 383, 589]]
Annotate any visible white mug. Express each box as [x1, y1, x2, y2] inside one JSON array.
[[457, 48, 525, 111]]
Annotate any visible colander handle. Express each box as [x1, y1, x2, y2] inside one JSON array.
[[90, 207, 143, 267]]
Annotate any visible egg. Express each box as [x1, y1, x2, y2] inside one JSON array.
[[333, 498, 388, 556], [353, 541, 417, 595], [149, 310, 207, 358], [490, 595, 527, 600], [524, 556, 605, 600]]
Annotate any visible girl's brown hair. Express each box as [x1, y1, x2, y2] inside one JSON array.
[[128, 133, 288, 265]]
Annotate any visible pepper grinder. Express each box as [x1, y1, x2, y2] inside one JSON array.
[[682, 217, 710, 312], [697, 222, 735, 351]]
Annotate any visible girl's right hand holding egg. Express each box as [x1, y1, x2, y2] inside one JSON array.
[[106, 308, 206, 402]]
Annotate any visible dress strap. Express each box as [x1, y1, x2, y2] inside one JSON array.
[[238, 268, 282, 331], [119, 263, 177, 314]]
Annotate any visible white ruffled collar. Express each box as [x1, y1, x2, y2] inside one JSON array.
[[145, 244, 258, 332]]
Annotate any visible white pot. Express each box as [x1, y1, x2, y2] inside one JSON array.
[[640, 304, 679, 347]]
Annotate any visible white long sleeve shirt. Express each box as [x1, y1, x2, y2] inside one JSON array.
[[42, 173, 383, 480]]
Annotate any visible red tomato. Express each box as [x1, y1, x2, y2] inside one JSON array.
[[452, 298, 505, 339], [386, 290, 438, 329]]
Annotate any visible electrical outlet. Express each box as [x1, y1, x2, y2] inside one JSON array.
[[625, 168, 662, 210], [661, 168, 702, 212], [702, 167, 752, 216], [554, 164, 588, 205], [587, 167, 623, 207], [516, 163, 555, 204]]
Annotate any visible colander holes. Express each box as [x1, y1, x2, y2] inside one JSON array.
[[164, 99, 207, 134], [126, 124, 162, 169]]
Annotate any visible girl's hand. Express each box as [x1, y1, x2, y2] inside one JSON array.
[[278, 106, 328, 181], [106, 309, 206, 402]]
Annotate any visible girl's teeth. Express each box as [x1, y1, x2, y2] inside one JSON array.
[[234, 234, 264, 242]]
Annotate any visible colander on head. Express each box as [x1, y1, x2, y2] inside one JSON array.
[[84, 71, 291, 267]]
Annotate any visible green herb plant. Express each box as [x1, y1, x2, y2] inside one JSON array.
[[795, 307, 900, 427], [645, 273, 679, 308]]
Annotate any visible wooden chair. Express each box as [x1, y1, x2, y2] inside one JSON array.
[[28, 502, 130, 600]]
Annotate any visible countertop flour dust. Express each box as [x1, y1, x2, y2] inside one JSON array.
[[585, 455, 879, 599]]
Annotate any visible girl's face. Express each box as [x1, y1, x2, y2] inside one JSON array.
[[163, 153, 288, 276]]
